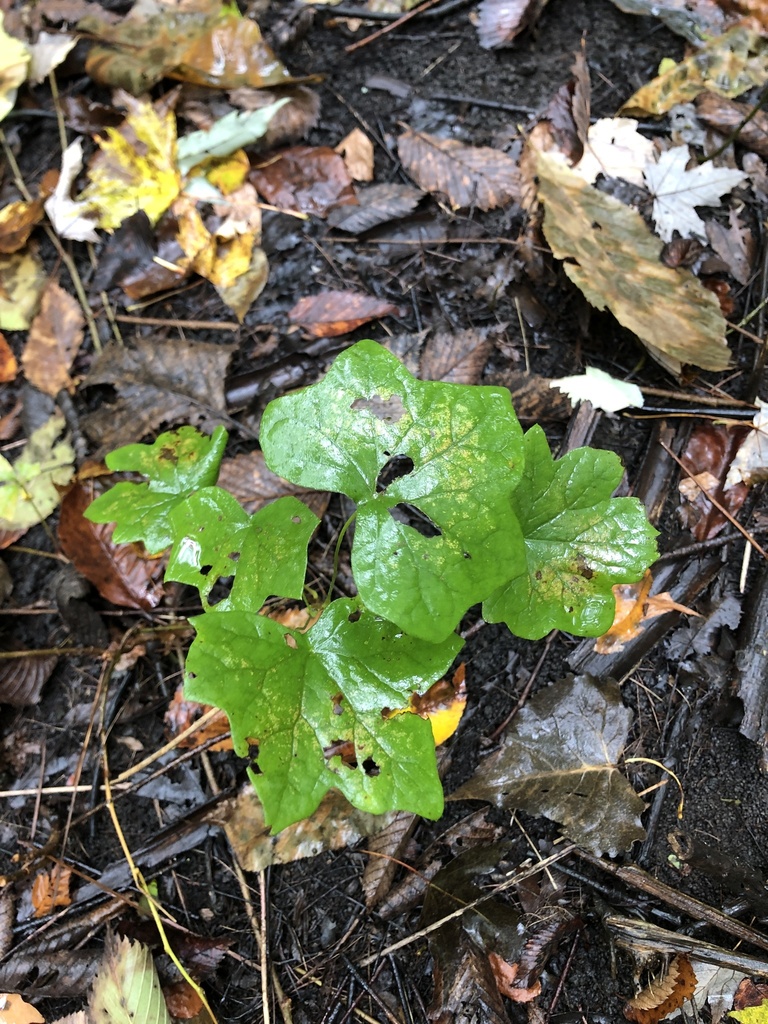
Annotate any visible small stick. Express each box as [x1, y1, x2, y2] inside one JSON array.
[[345, 0, 447, 53], [113, 314, 240, 332]]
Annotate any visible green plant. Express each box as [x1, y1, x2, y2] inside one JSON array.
[[86, 340, 658, 831]]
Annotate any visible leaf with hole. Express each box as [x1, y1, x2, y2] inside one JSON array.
[[260, 339, 526, 641], [483, 425, 658, 640]]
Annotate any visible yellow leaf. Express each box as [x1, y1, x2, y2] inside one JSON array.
[[204, 148, 250, 194], [79, 93, 181, 230], [0, 249, 46, 331], [214, 245, 269, 322], [386, 665, 467, 746], [0, 13, 29, 123]]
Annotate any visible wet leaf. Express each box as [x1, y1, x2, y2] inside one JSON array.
[[162, 980, 203, 1021], [0, 13, 29, 122], [550, 366, 644, 413], [335, 127, 374, 182], [644, 145, 746, 242], [476, 0, 549, 49], [213, 244, 269, 322], [483, 425, 658, 640], [58, 479, 165, 609], [89, 933, 171, 1024], [696, 91, 768, 161], [0, 249, 46, 331], [419, 327, 492, 384], [622, 27, 768, 116], [44, 139, 100, 243], [0, 198, 44, 253], [176, 100, 289, 176], [261, 339, 526, 641], [606, 0, 730, 43], [288, 290, 402, 337], [81, 337, 234, 449], [164, 688, 231, 752], [398, 127, 519, 210], [595, 569, 700, 654], [250, 145, 356, 216], [573, 117, 654, 187], [0, 650, 57, 707], [31, 864, 73, 918], [726, 401, 768, 488], [77, 92, 181, 230], [0, 335, 17, 383], [223, 785, 397, 871], [625, 955, 697, 1024], [0, 414, 75, 532], [216, 448, 330, 518], [452, 675, 646, 855], [679, 423, 749, 539], [535, 149, 731, 374], [0, 993, 45, 1024], [22, 280, 85, 397], [327, 183, 423, 233]]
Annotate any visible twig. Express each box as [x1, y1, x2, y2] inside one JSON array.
[[345, 0, 447, 53], [112, 314, 241, 332]]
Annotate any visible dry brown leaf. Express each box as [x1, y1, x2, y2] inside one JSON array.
[[0, 650, 57, 707], [229, 85, 321, 150], [216, 449, 330, 518], [31, 864, 73, 918], [335, 127, 374, 182], [679, 423, 749, 539], [0, 199, 44, 254], [250, 145, 356, 216], [0, 993, 45, 1024], [419, 328, 492, 384], [488, 952, 541, 1002], [58, 479, 165, 610], [696, 91, 768, 160], [164, 688, 232, 752], [162, 980, 203, 1020], [21, 280, 85, 397], [288, 290, 401, 337], [397, 128, 519, 211], [477, 0, 549, 49], [706, 208, 755, 286], [595, 570, 700, 654], [327, 183, 423, 233], [0, 334, 17, 383], [625, 955, 697, 1024]]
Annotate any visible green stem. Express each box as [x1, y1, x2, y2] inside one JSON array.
[[325, 510, 357, 607]]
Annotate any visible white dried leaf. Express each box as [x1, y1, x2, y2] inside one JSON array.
[[44, 139, 100, 243], [27, 32, 77, 84], [549, 366, 644, 413], [573, 117, 654, 186], [726, 400, 768, 488], [668, 961, 744, 1024], [644, 144, 747, 242]]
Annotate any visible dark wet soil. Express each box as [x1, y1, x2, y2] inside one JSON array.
[[3, 2, 768, 1022]]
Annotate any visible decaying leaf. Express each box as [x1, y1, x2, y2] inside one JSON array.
[[0, 335, 17, 383], [58, 479, 165, 610], [0, 414, 75, 532], [679, 423, 749, 539], [706, 208, 755, 285], [595, 569, 700, 654], [606, 0, 730, 44], [44, 139, 100, 243], [31, 864, 73, 918], [250, 145, 356, 216], [288, 290, 401, 337], [176, 100, 289, 176], [622, 26, 768, 117], [0, 993, 45, 1024], [625, 955, 697, 1024], [644, 145, 746, 242], [550, 366, 644, 413], [476, 0, 549, 49], [676, 961, 747, 1024], [89, 933, 171, 1024], [327, 182, 423, 233], [0, 198, 44, 253], [0, 13, 29, 123], [27, 31, 77, 84], [419, 327, 493, 384], [164, 688, 231, 752], [0, 249, 46, 331], [536, 149, 731, 374], [0, 650, 58, 707], [22, 280, 85, 396], [335, 127, 374, 182], [452, 675, 646, 855], [82, 337, 234, 448], [398, 128, 519, 210], [726, 401, 768, 488], [216, 448, 330, 518], [573, 117, 655, 186], [696, 91, 768, 160]]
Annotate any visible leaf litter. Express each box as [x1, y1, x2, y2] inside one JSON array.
[[5, 2, 768, 1020]]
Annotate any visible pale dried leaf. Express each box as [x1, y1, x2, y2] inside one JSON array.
[[476, 0, 549, 49], [726, 401, 768, 488], [550, 367, 644, 413], [27, 32, 77, 84], [573, 117, 654, 186], [44, 139, 100, 243], [335, 127, 374, 182]]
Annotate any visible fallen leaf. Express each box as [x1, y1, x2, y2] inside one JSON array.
[[229, 85, 321, 150], [696, 91, 768, 160], [335, 127, 374, 182], [625, 955, 697, 1024], [216, 448, 330, 518], [0, 198, 44, 253], [0, 249, 46, 331], [386, 663, 467, 745], [476, 0, 549, 49], [288, 290, 401, 337], [535, 149, 731, 374], [419, 327, 492, 384], [643, 145, 746, 242], [0, 993, 45, 1024], [606, 0, 730, 43], [176, 99, 289, 176], [451, 674, 646, 855], [213, 244, 269, 322], [622, 26, 768, 117], [731, 1002, 768, 1024], [573, 117, 655, 186], [706, 208, 755, 285], [734, 980, 768, 1014], [0, 13, 29, 122], [489, 953, 541, 1002], [82, 337, 234, 448], [550, 366, 644, 413], [58, 478, 165, 610], [250, 145, 356, 216], [92, 210, 186, 300], [674, 961, 747, 1024], [162, 980, 203, 1020], [595, 569, 700, 654], [398, 127, 519, 210], [0, 650, 58, 707], [679, 423, 749, 539], [0, 335, 17, 382], [31, 864, 73, 918], [27, 31, 77, 84], [89, 933, 171, 1024], [43, 139, 101, 243], [327, 183, 422, 233], [22, 280, 85, 396], [726, 400, 768, 488], [0, 414, 75, 532], [164, 688, 231, 752]]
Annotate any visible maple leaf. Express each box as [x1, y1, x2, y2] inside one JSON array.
[[644, 145, 747, 242], [726, 400, 768, 488], [573, 117, 654, 186]]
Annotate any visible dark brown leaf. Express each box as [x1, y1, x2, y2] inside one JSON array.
[[217, 449, 330, 518], [477, 0, 549, 50], [288, 290, 401, 338], [696, 91, 768, 159], [397, 129, 520, 211], [0, 649, 58, 707], [678, 423, 749, 540], [81, 337, 234, 448], [420, 328, 492, 384], [250, 146, 356, 217], [58, 479, 165, 610], [327, 183, 423, 233], [60, 94, 123, 134], [21, 280, 85, 397], [451, 675, 646, 855]]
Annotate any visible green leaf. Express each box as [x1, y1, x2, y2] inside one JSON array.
[[185, 597, 462, 830], [90, 933, 171, 1024], [0, 413, 74, 531], [483, 426, 658, 640], [451, 675, 646, 855], [85, 425, 227, 553], [176, 101, 290, 176], [260, 339, 526, 641]]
